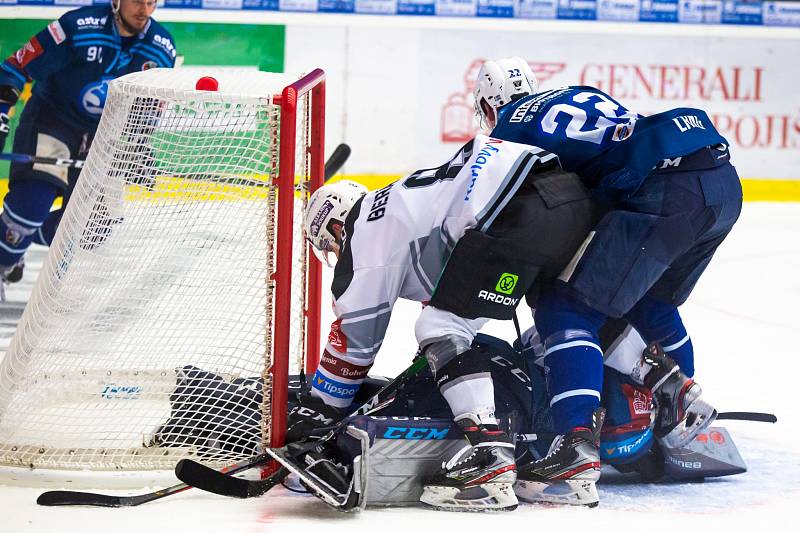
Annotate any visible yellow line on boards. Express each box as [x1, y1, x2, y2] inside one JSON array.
[[340, 176, 800, 202], [739, 179, 800, 202], [1, 177, 799, 204]]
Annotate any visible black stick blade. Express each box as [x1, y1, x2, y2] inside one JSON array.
[[176, 458, 286, 499], [176, 458, 251, 498], [717, 411, 777, 423], [324, 143, 351, 181], [37, 490, 127, 507]]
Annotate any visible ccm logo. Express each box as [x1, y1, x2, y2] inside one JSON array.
[[383, 427, 449, 440]]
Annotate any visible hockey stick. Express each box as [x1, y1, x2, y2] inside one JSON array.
[[0, 142, 351, 180], [717, 411, 777, 423], [174, 355, 429, 499], [0, 152, 85, 168], [35, 453, 268, 507], [517, 410, 777, 445], [324, 143, 351, 182]]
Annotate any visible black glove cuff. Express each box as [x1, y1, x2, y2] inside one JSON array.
[[0, 85, 20, 106]]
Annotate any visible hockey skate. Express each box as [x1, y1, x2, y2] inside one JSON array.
[[515, 407, 605, 507], [420, 414, 518, 512], [0, 257, 24, 302], [642, 343, 717, 449]]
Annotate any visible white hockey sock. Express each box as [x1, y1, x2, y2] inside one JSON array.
[[440, 372, 498, 426]]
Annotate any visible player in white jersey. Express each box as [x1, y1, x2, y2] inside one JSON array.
[[300, 134, 598, 511]]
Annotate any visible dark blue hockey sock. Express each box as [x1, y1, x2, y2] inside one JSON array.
[[626, 294, 695, 377], [0, 180, 58, 268], [32, 208, 63, 247], [535, 285, 606, 435]]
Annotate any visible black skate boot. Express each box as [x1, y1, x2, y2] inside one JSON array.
[[5, 258, 23, 283], [0, 257, 24, 302], [420, 414, 518, 512], [642, 343, 717, 449], [515, 407, 605, 507]]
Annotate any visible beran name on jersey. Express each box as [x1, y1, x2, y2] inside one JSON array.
[[367, 184, 392, 222]]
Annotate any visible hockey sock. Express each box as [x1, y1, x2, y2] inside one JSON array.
[[309, 349, 373, 409], [33, 207, 63, 247], [436, 348, 498, 427], [626, 295, 694, 377], [535, 285, 605, 435], [0, 180, 58, 267]]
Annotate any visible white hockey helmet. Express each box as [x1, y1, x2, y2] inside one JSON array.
[[304, 180, 368, 265], [474, 57, 539, 131]]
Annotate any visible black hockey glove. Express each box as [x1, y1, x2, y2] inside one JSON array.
[[0, 85, 20, 153], [0, 110, 9, 153], [286, 391, 345, 443]]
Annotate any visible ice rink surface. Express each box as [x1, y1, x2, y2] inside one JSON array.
[[1, 202, 799, 533]]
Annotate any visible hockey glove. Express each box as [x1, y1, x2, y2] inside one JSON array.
[[0, 110, 9, 153], [286, 391, 345, 443], [0, 85, 20, 153]]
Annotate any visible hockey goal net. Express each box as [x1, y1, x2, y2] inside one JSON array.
[[0, 68, 325, 476]]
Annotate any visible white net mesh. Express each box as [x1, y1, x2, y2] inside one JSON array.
[[0, 68, 322, 471]]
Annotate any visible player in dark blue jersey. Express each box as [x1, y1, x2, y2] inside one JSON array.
[[473, 57, 742, 505], [0, 0, 175, 294]]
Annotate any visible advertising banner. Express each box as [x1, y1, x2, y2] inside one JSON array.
[[2, 0, 800, 28], [421, 31, 799, 180]]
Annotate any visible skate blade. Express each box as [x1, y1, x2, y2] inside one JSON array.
[[420, 483, 518, 512], [514, 479, 599, 507], [660, 400, 718, 449]]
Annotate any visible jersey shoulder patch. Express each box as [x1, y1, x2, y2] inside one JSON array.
[[47, 21, 67, 45]]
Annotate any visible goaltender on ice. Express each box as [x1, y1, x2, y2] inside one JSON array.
[[0, 0, 176, 296], [297, 58, 742, 512]]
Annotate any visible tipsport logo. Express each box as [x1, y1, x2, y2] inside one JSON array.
[[495, 272, 519, 295], [313, 374, 359, 400]]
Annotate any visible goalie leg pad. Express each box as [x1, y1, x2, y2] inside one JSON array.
[[662, 426, 746, 480]]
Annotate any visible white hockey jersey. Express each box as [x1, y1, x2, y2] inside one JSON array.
[[311, 134, 558, 407]]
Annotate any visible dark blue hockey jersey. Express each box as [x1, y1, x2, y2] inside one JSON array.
[[0, 5, 176, 133], [490, 86, 728, 202]]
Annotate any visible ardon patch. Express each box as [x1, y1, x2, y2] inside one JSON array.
[[495, 272, 519, 295]]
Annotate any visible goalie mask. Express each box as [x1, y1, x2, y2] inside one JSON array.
[[474, 57, 539, 131], [304, 180, 368, 266]]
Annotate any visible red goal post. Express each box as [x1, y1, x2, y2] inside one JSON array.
[[272, 68, 325, 449]]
